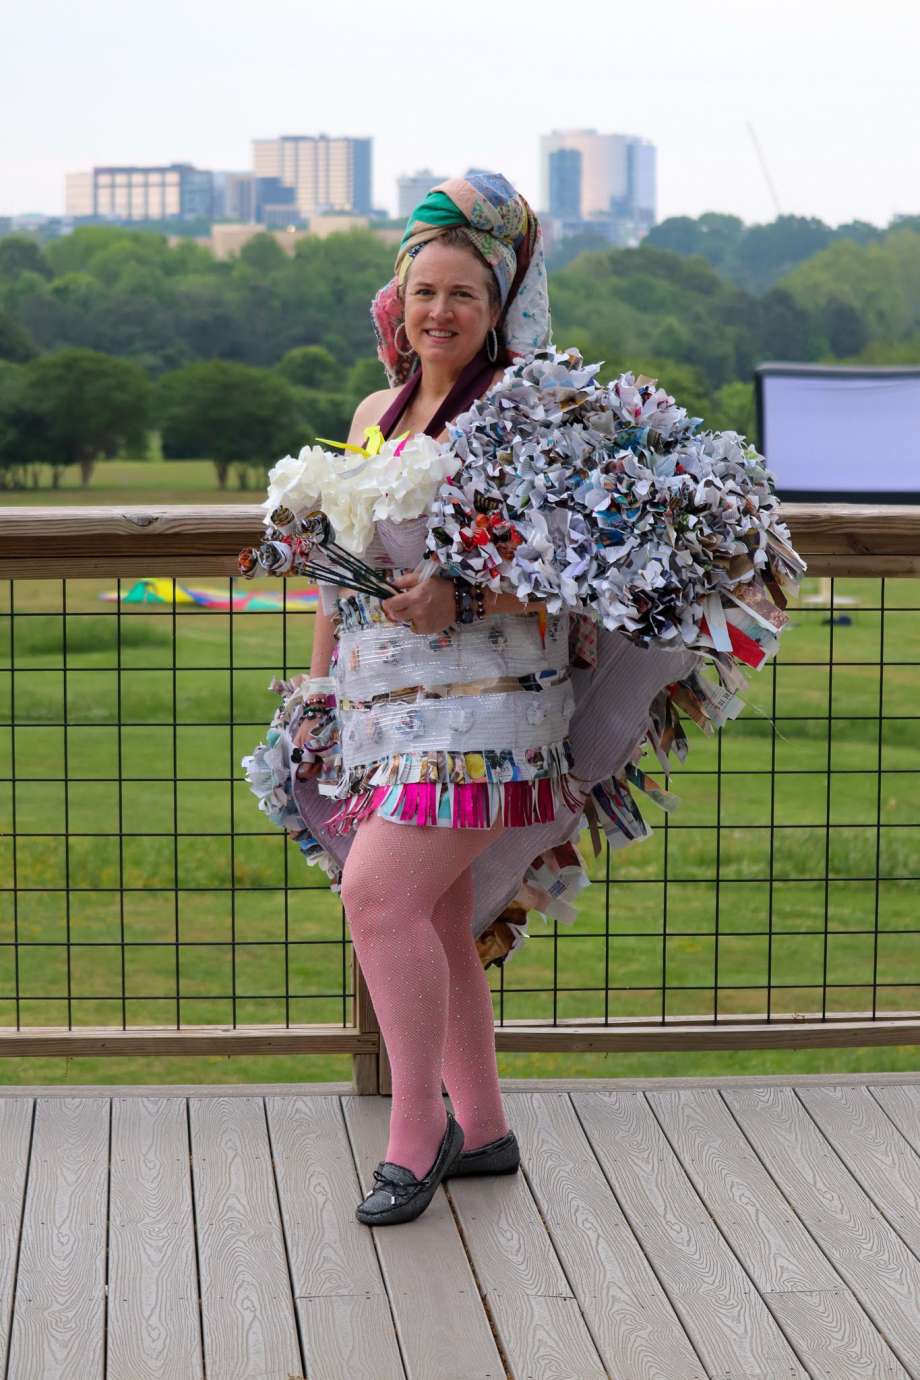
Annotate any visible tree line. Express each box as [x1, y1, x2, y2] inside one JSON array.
[[0, 212, 917, 488]]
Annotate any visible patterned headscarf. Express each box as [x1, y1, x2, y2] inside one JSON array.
[[371, 170, 552, 386]]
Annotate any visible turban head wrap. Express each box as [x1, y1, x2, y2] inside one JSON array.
[[371, 170, 552, 386]]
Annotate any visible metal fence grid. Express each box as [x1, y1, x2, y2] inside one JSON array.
[[1, 573, 918, 1033]]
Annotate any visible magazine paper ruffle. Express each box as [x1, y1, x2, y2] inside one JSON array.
[[425, 347, 805, 656]]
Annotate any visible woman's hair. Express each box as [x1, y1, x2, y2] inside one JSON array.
[[399, 226, 502, 314]]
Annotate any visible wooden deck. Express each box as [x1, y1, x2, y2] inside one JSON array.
[[2, 1072, 920, 1379]]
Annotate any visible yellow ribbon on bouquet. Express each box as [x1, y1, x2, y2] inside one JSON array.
[[314, 424, 409, 459]]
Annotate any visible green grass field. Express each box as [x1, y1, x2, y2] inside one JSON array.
[[2, 463, 919, 1085], [1, 458, 265, 505]]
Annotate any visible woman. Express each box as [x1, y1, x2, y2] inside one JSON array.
[[262, 171, 777, 1228], [293, 173, 579, 1227]]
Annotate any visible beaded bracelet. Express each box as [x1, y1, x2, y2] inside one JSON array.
[[452, 578, 487, 625]]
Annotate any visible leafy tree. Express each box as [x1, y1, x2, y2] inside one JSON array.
[[712, 381, 756, 441], [0, 236, 53, 282], [646, 213, 745, 272], [833, 220, 883, 247], [756, 287, 818, 360], [295, 389, 355, 446], [18, 347, 151, 485], [732, 216, 835, 293], [779, 229, 920, 343], [157, 360, 300, 488], [856, 338, 920, 364], [346, 355, 387, 402], [820, 297, 869, 357], [0, 311, 36, 363], [545, 229, 619, 272], [0, 363, 27, 487], [276, 344, 338, 390], [237, 233, 290, 275]]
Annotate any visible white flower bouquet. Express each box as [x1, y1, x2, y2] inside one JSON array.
[[239, 431, 461, 594]]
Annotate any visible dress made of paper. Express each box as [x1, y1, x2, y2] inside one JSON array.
[[241, 347, 807, 966]]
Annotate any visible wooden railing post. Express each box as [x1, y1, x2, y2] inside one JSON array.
[[351, 948, 391, 1095]]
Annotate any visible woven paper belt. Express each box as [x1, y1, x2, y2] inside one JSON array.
[[337, 671, 570, 711]]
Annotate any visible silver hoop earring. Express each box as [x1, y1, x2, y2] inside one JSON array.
[[486, 327, 498, 364], [394, 321, 416, 358]]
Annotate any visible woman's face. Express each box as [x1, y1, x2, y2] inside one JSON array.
[[402, 240, 500, 375]]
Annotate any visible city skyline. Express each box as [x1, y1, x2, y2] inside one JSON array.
[[56, 130, 659, 250], [2, 0, 917, 228]]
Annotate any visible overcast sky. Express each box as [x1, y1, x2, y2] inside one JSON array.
[[2, 0, 918, 227]]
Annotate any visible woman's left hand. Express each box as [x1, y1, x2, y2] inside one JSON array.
[[381, 571, 457, 635]]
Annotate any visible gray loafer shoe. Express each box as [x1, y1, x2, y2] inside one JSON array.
[[355, 1111, 464, 1226], [444, 1128, 520, 1178]]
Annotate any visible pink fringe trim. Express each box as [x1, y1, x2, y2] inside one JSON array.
[[325, 774, 581, 835]]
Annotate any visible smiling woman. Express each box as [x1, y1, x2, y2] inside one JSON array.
[[248, 170, 804, 1230]]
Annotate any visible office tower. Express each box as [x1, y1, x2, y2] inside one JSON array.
[[64, 164, 214, 221], [547, 149, 582, 220], [252, 135, 372, 219], [539, 129, 657, 234], [64, 172, 94, 218], [396, 169, 449, 218]]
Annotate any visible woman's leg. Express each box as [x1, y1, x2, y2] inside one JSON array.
[[339, 813, 503, 1179], [430, 870, 510, 1151]]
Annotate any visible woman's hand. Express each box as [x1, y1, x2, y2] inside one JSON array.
[[381, 571, 457, 635], [292, 703, 327, 780]]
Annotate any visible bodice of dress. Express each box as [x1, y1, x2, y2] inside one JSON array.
[[360, 514, 430, 572], [331, 509, 574, 778]]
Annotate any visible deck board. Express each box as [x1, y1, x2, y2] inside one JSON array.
[[191, 1096, 302, 1380], [267, 1094, 406, 1380], [108, 1097, 203, 1380], [0, 1097, 33, 1374], [9, 1098, 108, 1380], [648, 1087, 907, 1379], [3, 1075, 920, 1379], [507, 1091, 704, 1379], [724, 1086, 920, 1378], [574, 1089, 809, 1378]]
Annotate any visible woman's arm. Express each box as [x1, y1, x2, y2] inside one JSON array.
[[484, 589, 543, 616], [308, 600, 337, 677]]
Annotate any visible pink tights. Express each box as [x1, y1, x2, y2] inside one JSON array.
[[340, 813, 510, 1179]]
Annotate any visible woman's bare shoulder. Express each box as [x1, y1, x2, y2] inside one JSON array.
[[354, 386, 401, 423], [347, 386, 401, 445]]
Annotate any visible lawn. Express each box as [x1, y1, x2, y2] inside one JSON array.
[[1, 458, 264, 505], [1, 467, 919, 1085]]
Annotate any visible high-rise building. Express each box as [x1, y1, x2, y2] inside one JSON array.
[[547, 149, 582, 220], [64, 164, 214, 221], [539, 129, 656, 239], [252, 135, 372, 219], [396, 169, 448, 218]]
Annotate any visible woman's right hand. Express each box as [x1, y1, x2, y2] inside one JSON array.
[[293, 719, 314, 749]]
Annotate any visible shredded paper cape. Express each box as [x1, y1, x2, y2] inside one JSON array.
[[241, 348, 807, 970]]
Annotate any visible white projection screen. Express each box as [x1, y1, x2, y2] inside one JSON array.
[[755, 363, 920, 501]]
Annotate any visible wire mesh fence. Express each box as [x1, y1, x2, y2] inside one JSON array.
[[1, 562, 919, 1043]]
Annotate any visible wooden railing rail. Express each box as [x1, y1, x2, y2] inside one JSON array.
[[2, 503, 920, 579]]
